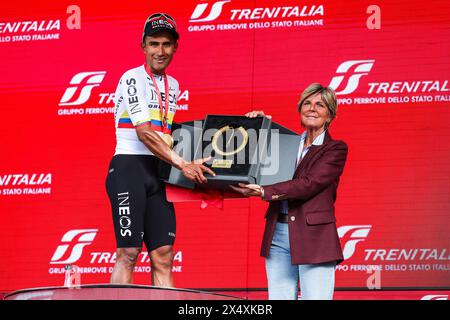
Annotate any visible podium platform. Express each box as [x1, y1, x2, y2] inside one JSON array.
[[3, 284, 241, 300]]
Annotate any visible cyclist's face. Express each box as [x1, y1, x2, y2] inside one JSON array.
[[142, 32, 178, 75]]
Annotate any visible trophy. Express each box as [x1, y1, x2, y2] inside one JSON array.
[[159, 115, 302, 191], [193, 115, 271, 189]]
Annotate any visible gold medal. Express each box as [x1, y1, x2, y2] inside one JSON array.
[[162, 133, 174, 149]]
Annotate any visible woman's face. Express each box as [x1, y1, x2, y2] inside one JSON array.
[[300, 93, 331, 131]]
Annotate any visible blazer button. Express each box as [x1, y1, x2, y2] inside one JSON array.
[[290, 216, 295, 222]]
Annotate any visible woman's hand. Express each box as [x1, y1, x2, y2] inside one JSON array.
[[230, 183, 263, 197], [245, 110, 272, 119]]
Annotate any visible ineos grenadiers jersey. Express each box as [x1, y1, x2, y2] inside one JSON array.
[[113, 65, 179, 155]]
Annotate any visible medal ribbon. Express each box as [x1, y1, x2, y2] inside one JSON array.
[[145, 64, 170, 134]]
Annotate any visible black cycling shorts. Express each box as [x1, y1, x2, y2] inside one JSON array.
[[105, 155, 176, 251]]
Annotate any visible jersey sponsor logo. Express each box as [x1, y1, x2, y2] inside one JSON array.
[[190, 1, 231, 22], [50, 229, 98, 264], [125, 78, 141, 115], [148, 90, 177, 105], [117, 192, 132, 237], [329, 60, 375, 95], [338, 225, 372, 260], [59, 71, 106, 106]]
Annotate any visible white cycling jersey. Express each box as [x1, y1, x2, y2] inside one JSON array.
[[113, 64, 179, 155]]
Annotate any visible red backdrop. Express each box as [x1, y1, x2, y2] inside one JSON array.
[[1, 0, 449, 292]]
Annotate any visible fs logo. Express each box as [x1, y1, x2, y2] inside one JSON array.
[[59, 71, 106, 106], [190, 0, 231, 22], [329, 60, 375, 95], [50, 229, 98, 264], [338, 225, 372, 260]]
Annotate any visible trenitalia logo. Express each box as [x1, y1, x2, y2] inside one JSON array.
[[329, 60, 449, 104], [59, 71, 106, 106], [338, 225, 372, 260], [189, 1, 324, 23], [0, 173, 51, 186], [329, 60, 375, 95], [0, 20, 60, 33], [190, 0, 231, 22], [50, 229, 98, 264]]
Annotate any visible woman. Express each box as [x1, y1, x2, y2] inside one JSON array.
[[231, 83, 348, 300]]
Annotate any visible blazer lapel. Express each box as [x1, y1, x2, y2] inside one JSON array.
[[293, 132, 332, 177]]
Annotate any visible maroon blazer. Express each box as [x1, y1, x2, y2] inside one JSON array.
[[260, 132, 348, 265]]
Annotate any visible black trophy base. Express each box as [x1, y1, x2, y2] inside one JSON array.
[[200, 174, 256, 191]]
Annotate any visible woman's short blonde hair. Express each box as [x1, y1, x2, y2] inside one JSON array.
[[297, 83, 338, 128]]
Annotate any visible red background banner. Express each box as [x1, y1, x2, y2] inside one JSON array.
[[0, 0, 449, 293]]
